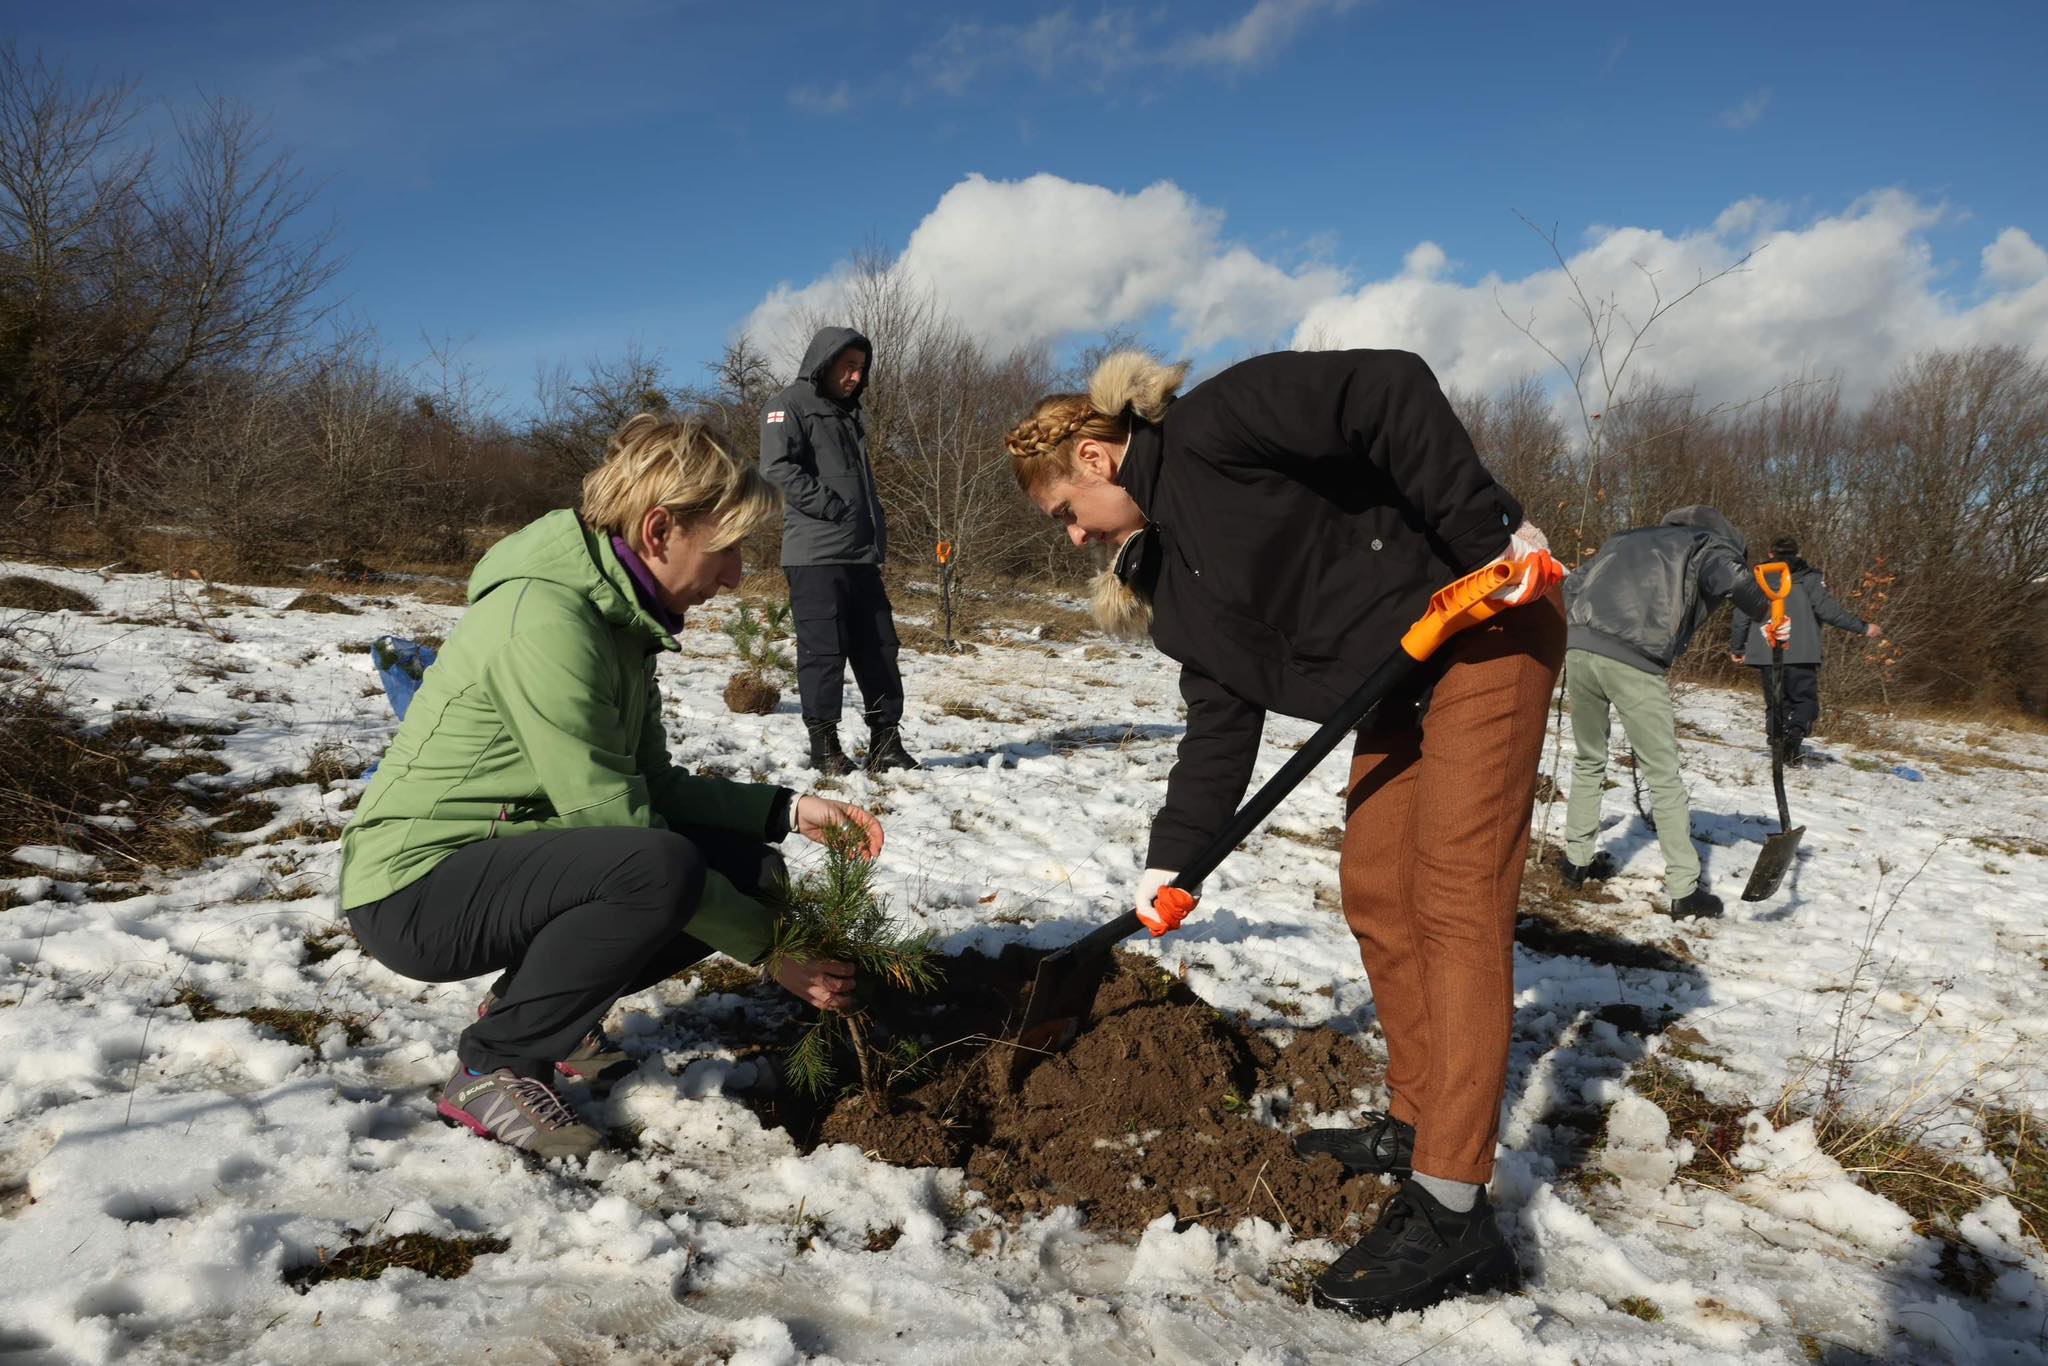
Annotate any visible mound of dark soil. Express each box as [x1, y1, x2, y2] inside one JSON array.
[[723, 671, 780, 715], [283, 592, 357, 614], [746, 951, 1389, 1241]]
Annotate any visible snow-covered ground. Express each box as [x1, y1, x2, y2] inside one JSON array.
[[2, 561, 2046, 1365]]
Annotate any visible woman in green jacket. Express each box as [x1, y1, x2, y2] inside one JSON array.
[[340, 413, 879, 1160]]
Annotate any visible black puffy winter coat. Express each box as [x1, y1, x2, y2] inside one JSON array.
[[1113, 348, 1523, 870]]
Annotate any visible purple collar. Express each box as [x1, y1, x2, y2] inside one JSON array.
[[611, 535, 685, 634]]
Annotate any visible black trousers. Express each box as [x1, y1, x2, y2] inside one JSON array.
[[347, 826, 783, 1075], [785, 563, 905, 727], [1753, 662, 1821, 740]]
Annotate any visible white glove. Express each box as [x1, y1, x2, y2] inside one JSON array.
[[1135, 868, 1198, 937], [1487, 520, 1552, 605]]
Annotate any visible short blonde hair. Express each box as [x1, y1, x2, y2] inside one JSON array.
[[580, 412, 779, 552], [1004, 351, 1188, 495]]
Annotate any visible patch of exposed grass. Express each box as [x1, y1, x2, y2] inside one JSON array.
[[1978, 1107, 2048, 1242], [303, 742, 371, 786], [302, 928, 352, 964], [939, 699, 1002, 723], [1272, 825, 1343, 852], [1616, 1296, 1663, 1321], [283, 1230, 509, 1292], [1627, 1056, 1751, 1183], [265, 818, 346, 845], [0, 574, 97, 612], [1970, 834, 2048, 858], [173, 986, 368, 1047]]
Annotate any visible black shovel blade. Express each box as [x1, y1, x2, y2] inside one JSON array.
[[1000, 940, 1117, 1091], [1741, 825, 1806, 902]]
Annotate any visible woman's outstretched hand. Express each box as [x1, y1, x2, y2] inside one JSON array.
[[771, 957, 855, 1010], [793, 795, 884, 860]]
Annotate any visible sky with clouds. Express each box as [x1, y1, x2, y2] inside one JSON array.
[[11, 0, 2046, 410]]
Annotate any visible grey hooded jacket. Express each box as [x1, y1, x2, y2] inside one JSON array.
[[760, 327, 886, 567], [1564, 505, 1773, 675], [1730, 560, 1868, 666]]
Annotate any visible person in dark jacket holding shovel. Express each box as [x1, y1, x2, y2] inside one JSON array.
[[760, 326, 918, 775], [1560, 507, 1785, 919], [1006, 348, 1564, 1321], [1730, 535, 1881, 766]]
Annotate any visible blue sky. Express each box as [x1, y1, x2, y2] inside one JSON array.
[[10, 1, 2046, 408]]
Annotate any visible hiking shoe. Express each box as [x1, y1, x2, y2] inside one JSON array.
[[805, 720, 856, 776], [437, 1065, 603, 1161], [1292, 1111, 1416, 1178], [1557, 850, 1616, 888], [1667, 887, 1725, 919], [477, 994, 634, 1085], [863, 719, 919, 773], [1312, 1180, 1518, 1319]]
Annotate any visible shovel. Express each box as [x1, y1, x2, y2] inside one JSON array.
[[1001, 548, 1565, 1089], [1741, 562, 1805, 902]]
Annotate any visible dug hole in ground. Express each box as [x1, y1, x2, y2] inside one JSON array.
[[1, 560, 2046, 1365]]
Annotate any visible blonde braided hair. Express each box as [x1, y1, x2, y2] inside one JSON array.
[[1004, 351, 1188, 494], [1006, 352, 1188, 639]]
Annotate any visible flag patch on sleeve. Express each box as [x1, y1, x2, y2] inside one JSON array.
[[766, 411, 785, 423]]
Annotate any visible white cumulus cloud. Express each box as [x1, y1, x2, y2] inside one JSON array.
[[742, 175, 2048, 407]]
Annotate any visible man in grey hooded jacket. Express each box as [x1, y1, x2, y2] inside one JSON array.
[[760, 326, 917, 774], [1730, 534, 1882, 766], [1559, 506, 1782, 918]]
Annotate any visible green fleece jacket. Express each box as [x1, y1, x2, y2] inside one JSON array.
[[339, 510, 786, 961]]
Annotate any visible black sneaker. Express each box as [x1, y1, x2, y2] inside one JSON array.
[[1667, 887, 1724, 919], [1557, 850, 1616, 888], [1312, 1180, 1518, 1319], [1291, 1111, 1416, 1177]]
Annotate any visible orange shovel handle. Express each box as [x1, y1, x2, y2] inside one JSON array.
[[1398, 550, 1564, 662], [1754, 561, 1793, 632]]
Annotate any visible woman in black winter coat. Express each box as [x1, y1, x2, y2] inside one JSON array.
[[1005, 348, 1565, 1320]]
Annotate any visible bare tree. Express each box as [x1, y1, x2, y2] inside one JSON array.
[[528, 342, 676, 481], [0, 45, 338, 533]]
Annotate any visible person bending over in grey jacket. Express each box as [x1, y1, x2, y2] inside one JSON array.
[[1560, 506, 1785, 919], [1729, 535, 1882, 767], [759, 326, 918, 775]]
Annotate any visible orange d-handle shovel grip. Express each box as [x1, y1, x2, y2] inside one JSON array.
[[1755, 561, 1793, 633], [1400, 550, 1565, 661]]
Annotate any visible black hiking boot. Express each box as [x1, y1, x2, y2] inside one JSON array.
[[1778, 735, 1807, 768], [1557, 850, 1616, 888], [805, 720, 855, 777], [1312, 1180, 1519, 1319], [1291, 1111, 1415, 1177], [863, 713, 919, 772], [1667, 887, 1724, 919]]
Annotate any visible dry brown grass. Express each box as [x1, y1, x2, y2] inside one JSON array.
[[284, 1230, 508, 1292], [939, 699, 1002, 723], [0, 574, 97, 612], [173, 986, 368, 1047]]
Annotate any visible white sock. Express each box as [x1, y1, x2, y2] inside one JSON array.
[[1413, 1172, 1480, 1213]]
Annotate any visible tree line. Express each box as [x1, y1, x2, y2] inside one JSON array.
[[4, 47, 2041, 713]]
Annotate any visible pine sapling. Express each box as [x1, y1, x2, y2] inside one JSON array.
[[722, 601, 797, 715], [767, 822, 939, 1109]]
